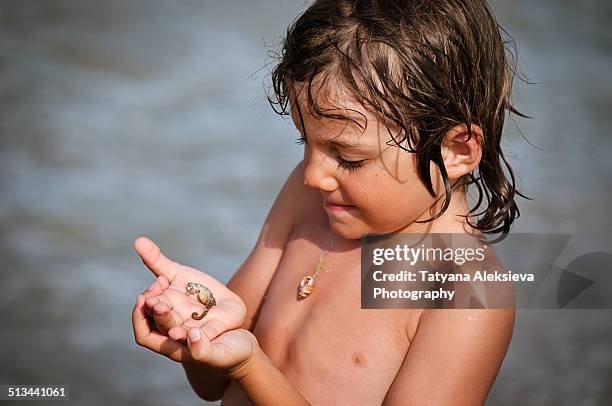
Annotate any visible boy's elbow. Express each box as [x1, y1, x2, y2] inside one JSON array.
[[197, 390, 224, 402], [191, 384, 227, 402], [183, 365, 231, 402]]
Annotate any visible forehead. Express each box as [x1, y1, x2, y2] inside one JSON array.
[[289, 81, 383, 146]]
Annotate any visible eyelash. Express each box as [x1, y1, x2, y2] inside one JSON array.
[[294, 135, 366, 172]]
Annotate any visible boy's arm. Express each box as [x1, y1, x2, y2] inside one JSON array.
[[227, 161, 306, 331], [228, 340, 311, 406], [183, 162, 304, 401], [381, 309, 515, 406]]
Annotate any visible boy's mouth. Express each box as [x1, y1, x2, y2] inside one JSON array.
[[324, 199, 356, 212]]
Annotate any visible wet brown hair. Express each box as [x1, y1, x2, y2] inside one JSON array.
[[267, 0, 528, 235]]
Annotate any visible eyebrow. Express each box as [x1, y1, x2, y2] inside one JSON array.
[[292, 120, 362, 148], [300, 132, 361, 148], [290, 110, 362, 148], [329, 138, 360, 148]]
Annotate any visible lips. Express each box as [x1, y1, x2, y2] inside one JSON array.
[[324, 199, 355, 211]]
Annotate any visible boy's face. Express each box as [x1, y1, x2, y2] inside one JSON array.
[[291, 84, 444, 239]]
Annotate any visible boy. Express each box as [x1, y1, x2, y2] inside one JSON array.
[[133, 0, 520, 404]]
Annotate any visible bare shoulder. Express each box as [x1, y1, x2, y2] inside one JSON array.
[[415, 308, 515, 350], [226, 161, 310, 331], [383, 308, 515, 406]]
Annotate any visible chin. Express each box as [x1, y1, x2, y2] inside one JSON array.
[[328, 221, 367, 240]]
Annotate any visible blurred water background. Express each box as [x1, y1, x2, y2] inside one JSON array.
[[0, 1, 610, 405]]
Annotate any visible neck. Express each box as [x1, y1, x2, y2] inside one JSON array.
[[398, 189, 476, 234]]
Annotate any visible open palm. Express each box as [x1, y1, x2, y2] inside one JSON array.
[[134, 237, 246, 343]]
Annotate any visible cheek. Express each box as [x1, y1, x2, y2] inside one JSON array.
[[348, 153, 437, 230], [383, 146, 417, 183]]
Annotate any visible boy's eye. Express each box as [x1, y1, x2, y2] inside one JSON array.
[[294, 134, 366, 172], [337, 157, 366, 172]]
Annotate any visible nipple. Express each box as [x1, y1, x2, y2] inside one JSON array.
[[352, 351, 365, 366]]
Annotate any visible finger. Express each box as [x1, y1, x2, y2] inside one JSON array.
[[132, 294, 192, 363], [144, 294, 171, 319], [144, 293, 175, 312], [186, 327, 213, 363], [133, 294, 160, 343], [153, 301, 185, 335], [143, 275, 170, 294], [143, 295, 160, 318], [157, 275, 170, 290], [199, 317, 228, 342], [190, 306, 242, 341], [142, 280, 164, 297], [145, 295, 161, 309], [142, 281, 170, 319], [133, 294, 155, 334], [168, 326, 187, 341], [134, 236, 178, 281]]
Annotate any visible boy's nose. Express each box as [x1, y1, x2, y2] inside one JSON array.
[[303, 155, 338, 192]]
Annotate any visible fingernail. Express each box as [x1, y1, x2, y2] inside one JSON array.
[[188, 329, 201, 342]]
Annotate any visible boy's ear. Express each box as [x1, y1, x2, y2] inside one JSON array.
[[440, 124, 483, 180]]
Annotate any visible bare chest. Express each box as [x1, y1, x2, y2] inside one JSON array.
[[249, 230, 418, 405]]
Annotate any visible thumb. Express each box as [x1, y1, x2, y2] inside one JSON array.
[[134, 236, 178, 281], [186, 327, 214, 363]]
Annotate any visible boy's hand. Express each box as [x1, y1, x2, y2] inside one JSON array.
[[133, 236, 247, 344], [133, 290, 259, 375], [132, 237, 260, 374]]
